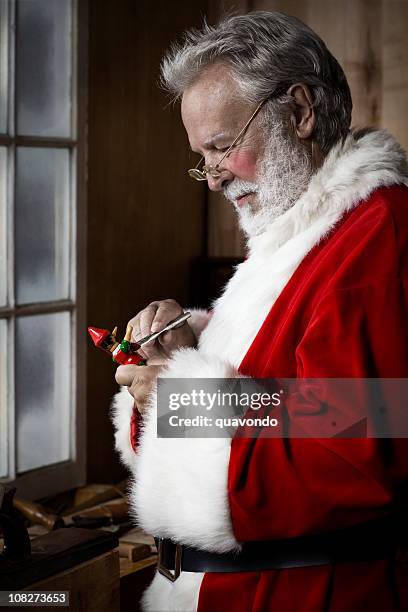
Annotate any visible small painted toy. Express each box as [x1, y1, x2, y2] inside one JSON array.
[[88, 311, 191, 366], [88, 324, 146, 366]]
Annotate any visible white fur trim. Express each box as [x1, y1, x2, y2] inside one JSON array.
[[187, 308, 211, 340], [110, 386, 138, 471], [141, 572, 203, 612], [131, 348, 241, 553]]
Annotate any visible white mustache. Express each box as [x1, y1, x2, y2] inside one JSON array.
[[223, 180, 259, 203]]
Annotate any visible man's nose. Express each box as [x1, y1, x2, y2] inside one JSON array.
[[206, 168, 234, 192]]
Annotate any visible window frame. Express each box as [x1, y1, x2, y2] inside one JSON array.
[[0, 0, 87, 499]]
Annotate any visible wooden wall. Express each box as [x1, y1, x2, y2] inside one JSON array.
[[87, 0, 207, 482], [207, 0, 408, 257]]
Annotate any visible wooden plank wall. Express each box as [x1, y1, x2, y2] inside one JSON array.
[[87, 0, 207, 482], [207, 0, 408, 256], [382, 1, 408, 150]]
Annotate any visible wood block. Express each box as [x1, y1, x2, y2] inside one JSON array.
[[74, 484, 114, 507], [25, 550, 120, 612], [118, 527, 156, 552], [119, 541, 151, 562]]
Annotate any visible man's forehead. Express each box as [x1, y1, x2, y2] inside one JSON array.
[[181, 64, 247, 146], [183, 62, 239, 104]]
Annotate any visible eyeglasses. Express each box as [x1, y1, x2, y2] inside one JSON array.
[[188, 97, 268, 181]]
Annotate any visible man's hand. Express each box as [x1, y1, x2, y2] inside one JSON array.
[[128, 299, 197, 360], [115, 357, 165, 413]]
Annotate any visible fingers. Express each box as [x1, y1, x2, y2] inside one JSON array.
[[146, 356, 168, 366], [139, 303, 160, 337], [128, 304, 158, 352], [116, 364, 163, 413], [115, 364, 140, 386], [127, 300, 183, 341], [150, 300, 183, 333], [115, 363, 165, 389], [127, 300, 184, 360], [127, 304, 158, 359]]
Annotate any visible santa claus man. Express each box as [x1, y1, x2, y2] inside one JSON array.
[[112, 11, 408, 612]]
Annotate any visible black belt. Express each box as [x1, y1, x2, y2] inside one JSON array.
[[156, 515, 405, 581]]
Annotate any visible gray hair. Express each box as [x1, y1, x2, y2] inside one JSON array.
[[161, 11, 352, 153]]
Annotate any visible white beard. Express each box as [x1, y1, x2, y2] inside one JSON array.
[[224, 120, 314, 238]]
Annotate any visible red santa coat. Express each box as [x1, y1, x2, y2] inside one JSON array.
[[111, 129, 408, 611]]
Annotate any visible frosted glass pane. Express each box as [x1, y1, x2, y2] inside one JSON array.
[[16, 312, 71, 473], [0, 319, 8, 478], [16, 0, 72, 137], [0, 147, 7, 306], [0, 1, 8, 133], [15, 148, 70, 304]]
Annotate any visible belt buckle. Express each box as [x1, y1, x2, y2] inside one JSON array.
[[157, 538, 182, 582]]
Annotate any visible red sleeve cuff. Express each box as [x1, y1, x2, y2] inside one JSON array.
[[129, 403, 141, 452]]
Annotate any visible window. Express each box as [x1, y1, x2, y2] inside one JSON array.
[[0, 0, 87, 499]]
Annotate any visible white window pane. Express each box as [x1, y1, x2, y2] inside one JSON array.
[[16, 312, 71, 473], [0, 0, 8, 133], [0, 319, 8, 478], [15, 148, 70, 304], [0, 147, 7, 306], [16, 0, 72, 137]]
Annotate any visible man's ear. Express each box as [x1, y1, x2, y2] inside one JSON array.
[[287, 83, 315, 140]]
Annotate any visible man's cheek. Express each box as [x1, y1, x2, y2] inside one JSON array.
[[230, 150, 258, 180]]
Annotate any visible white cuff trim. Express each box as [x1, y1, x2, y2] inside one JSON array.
[[110, 386, 138, 471], [132, 347, 241, 553]]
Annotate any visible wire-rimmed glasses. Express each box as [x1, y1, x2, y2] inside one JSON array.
[[187, 97, 268, 181]]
